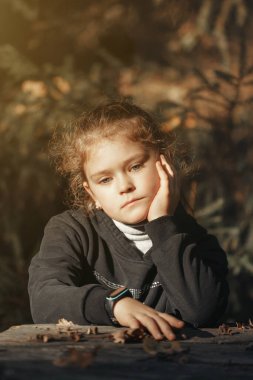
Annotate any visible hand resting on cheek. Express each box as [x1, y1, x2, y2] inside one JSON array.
[[147, 154, 180, 222]]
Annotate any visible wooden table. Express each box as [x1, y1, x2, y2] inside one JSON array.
[[0, 323, 252, 379]]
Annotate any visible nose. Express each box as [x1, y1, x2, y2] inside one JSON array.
[[117, 174, 135, 194]]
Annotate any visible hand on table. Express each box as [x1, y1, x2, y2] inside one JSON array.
[[113, 297, 184, 341]]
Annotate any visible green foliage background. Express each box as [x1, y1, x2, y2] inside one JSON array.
[[0, 0, 253, 331]]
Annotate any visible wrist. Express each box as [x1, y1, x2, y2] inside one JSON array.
[[105, 287, 132, 326], [145, 215, 179, 246], [148, 211, 171, 222]]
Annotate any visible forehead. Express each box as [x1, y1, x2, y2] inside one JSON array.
[[84, 136, 153, 175], [87, 136, 148, 163]]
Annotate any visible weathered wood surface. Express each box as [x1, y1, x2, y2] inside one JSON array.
[[0, 324, 253, 379]]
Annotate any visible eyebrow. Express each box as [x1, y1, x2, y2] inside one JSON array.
[[90, 152, 149, 180]]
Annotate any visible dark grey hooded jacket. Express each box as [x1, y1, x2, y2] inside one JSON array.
[[28, 204, 229, 327]]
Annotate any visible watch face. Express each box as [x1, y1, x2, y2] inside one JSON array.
[[110, 287, 126, 297]]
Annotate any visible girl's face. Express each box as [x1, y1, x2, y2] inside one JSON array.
[[83, 135, 161, 224]]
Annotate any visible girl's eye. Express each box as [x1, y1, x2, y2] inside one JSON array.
[[99, 177, 112, 184], [131, 163, 143, 171]]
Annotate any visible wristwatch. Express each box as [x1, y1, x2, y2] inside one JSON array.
[[105, 287, 132, 326]]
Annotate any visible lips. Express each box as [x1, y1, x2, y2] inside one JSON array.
[[121, 198, 142, 208]]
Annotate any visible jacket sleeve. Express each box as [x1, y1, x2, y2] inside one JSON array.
[[28, 212, 112, 325], [145, 204, 229, 327]]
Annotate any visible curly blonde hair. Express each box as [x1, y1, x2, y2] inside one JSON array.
[[50, 101, 193, 214]]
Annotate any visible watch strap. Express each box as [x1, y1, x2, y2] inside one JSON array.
[[105, 287, 132, 326]]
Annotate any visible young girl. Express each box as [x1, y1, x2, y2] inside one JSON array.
[[28, 101, 229, 341]]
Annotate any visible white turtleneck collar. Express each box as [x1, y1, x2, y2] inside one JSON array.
[[112, 219, 152, 254]]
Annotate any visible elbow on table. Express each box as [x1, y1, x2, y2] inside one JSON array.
[[186, 278, 229, 327], [29, 294, 58, 324], [182, 293, 229, 328], [182, 308, 221, 328]]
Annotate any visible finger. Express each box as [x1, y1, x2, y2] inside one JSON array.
[[160, 155, 181, 203], [155, 161, 169, 186], [158, 157, 175, 198], [158, 312, 185, 329], [136, 314, 164, 340], [160, 155, 174, 177], [153, 316, 177, 341], [128, 316, 142, 330]]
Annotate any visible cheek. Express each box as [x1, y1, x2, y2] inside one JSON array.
[[145, 166, 160, 194], [152, 174, 161, 194], [93, 188, 113, 207]]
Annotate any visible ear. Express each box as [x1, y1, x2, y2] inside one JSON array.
[[83, 181, 93, 198], [83, 181, 102, 209]]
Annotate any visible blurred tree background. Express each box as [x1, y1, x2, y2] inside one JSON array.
[[0, 0, 253, 331]]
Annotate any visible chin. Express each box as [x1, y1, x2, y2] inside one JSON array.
[[121, 210, 149, 225]]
